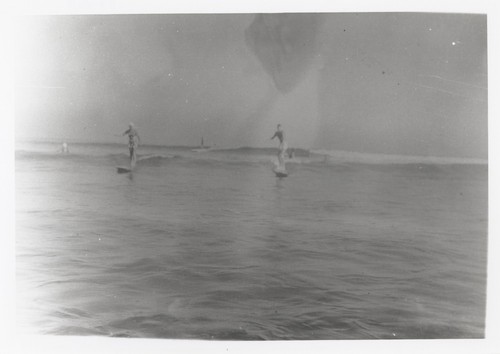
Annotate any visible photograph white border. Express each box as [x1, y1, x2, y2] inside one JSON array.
[[2, 1, 498, 353]]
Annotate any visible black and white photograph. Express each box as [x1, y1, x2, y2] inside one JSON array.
[[6, 1, 498, 353]]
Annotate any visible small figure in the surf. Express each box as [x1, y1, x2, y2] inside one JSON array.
[[122, 123, 141, 169], [288, 148, 295, 159], [60, 142, 69, 154], [270, 124, 287, 169]]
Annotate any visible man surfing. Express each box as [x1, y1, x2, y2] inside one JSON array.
[[270, 124, 287, 171], [121, 123, 141, 169]]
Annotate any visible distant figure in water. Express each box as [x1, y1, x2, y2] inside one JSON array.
[[122, 123, 141, 168], [60, 142, 69, 154], [288, 148, 295, 159], [270, 124, 287, 169]]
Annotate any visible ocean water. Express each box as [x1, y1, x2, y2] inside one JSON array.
[[15, 141, 488, 340]]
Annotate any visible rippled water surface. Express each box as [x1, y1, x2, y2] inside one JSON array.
[[16, 142, 487, 339]]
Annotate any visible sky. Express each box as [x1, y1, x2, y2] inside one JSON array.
[[14, 12, 487, 158]]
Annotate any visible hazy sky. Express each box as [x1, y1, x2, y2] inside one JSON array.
[[15, 13, 487, 157]]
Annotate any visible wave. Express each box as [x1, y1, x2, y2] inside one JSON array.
[[15, 150, 94, 161], [137, 154, 181, 162], [310, 149, 487, 165], [15, 145, 487, 167], [210, 146, 311, 157], [173, 146, 486, 166], [15, 150, 180, 161]]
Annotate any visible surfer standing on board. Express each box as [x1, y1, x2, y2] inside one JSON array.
[[60, 142, 69, 154], [270, 124, 287, 170], [121, 123, 141, 169]]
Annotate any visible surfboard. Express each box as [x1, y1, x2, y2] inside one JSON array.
[[273, 167, 288, 178], [117, 166, 132, 174]]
